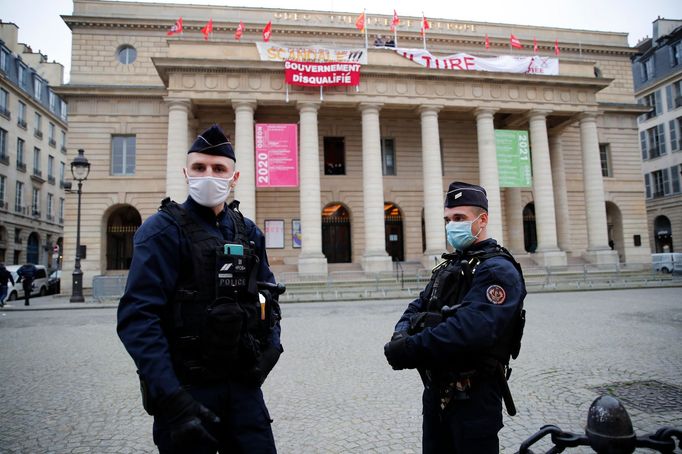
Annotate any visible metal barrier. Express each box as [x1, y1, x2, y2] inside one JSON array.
[[92, 275, 128, 301]]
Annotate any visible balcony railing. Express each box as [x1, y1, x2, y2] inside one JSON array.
[[34, 129, 43, 140], [17, 119, 27, 129], [60, 146, 67, 154], [48, 175, 55, 185], [0, 200, 7, 209], [49, 138, 56, 147], [30, 171, 45, 184], [58, 217, 64, 224], [0, 107, 10, 120], [0, 154, 9, 166], [32, 209, 41, 218], [47, 214, 54, 221], [17, 162, 26, 172]]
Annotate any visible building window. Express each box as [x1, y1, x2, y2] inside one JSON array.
[[34, 112, 42, 139], [47, 193, 53, 219], [641, 125, 666, 160], [60, 130, 66, 152], [60, 100, 67, 121], [0, 128, 6, 160], [599, 143, 612, 177], [323, 137, 346, 175], [641, 57, 654, 81], [48, 155, 54, 181], [0, 88, 9, 119], [642, 91, 662, 119], [111, 135, 136, 175], [651, 169, 670, 198], [17, 100, 26, 128], [671, 119, 680, 152], [671, 165, 681, 194], [16, 138, 25, 170], [15, 181, 23, 212], [59, 161, 65, 187], [381, 138, 396, 176], [31, 187, 40, 216], [671, 42, 681, 67], [59, 197, 64, 223], [117, 45, 137, 64], [49, 90, 57, 113], [668, 80, 682, 110], [48, 123, 56, 147], [0, 175, 6, 206], [33, 147, 41, 176], [0, 49, 8, 73], [17, 64, 26, 89], [33, 75, 43, 100], [14, 228, 21, 244]]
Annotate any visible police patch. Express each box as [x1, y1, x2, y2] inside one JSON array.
[[486, 285, 506, 304]]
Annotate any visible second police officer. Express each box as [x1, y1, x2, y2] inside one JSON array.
[[384, 181, 527, 454], [117, 124, 283, 453]]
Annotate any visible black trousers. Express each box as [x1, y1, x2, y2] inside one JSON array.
[[153, 380, 276, 454], [22, 281, 32, 305], [422, 380, 503, 454]]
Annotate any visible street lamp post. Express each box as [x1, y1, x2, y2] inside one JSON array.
[[69, 149, 90, 303]]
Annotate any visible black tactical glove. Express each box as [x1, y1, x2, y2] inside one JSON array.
[[241, 344, 284, 386], [391, 330, 408, 342], [384, 336, 416, 370], [156, 389, 220, 447]]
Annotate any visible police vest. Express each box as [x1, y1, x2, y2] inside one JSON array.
[[421, 244, 526, 371], [159, 198, 269, 384]]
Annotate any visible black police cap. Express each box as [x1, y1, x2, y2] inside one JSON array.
[[444, 181, 488, 211], [188, 124, 236, 161]]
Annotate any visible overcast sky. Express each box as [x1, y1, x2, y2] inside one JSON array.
[[1, 0, 680, 82]]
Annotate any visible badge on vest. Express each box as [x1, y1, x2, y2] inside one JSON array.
[[486, 285, 506, 304]]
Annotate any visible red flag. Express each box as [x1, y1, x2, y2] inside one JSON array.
[[235, 21, 245, 41], [355, 11, 365, 32], [421, 15, 430, 35], [554, 39, 560, 56], [390, 10, 400, 32], [167, 17, 183, 36], [262, 21, 272, 42], [201, 19, 213, 41], [485, 34, 490, 49], [533, 37, 538, 53], [510, 34, 522, 49]]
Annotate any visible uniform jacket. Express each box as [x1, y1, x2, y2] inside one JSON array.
[[117, 197, 278, 401], [394, 238, 525, 370]]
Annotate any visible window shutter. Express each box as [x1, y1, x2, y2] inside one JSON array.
[[670, 120, 679, 151], [671, 165, 681, 194], [655, 90, 662, 115], [663, 167, 671, 195], [658, 124, 667, 155], [666, 85, 674, 111], [640, 131, 648, 160], [645, 173, 651, 198]]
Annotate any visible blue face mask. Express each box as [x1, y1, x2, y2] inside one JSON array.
[[446, 214, 482, 251]]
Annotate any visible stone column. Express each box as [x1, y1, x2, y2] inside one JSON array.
[[297, 102, 328, 275], [232, 101, 257, 220], [165, 99, 190, 202], [505, 188, 525, 254], [549, 134, 570, 251], [475, 108, 503, 244], [580, 113, 618, 264], [420, 105, 445, 267], [528, 110, 566, 266], [359, 103, 392, 272]]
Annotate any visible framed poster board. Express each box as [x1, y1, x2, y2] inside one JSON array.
[[264, 219, 285, 249]]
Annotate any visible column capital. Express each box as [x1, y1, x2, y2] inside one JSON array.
[[231, 100, 257, 112], [164, 98, 191, 110], [358, 102, 383, 112], [578, 111, 599, 122], [528, 109, 552, 121], [474, 107, 497, 119], [418, 104, 444, 115], [296, 101, 321, 113]]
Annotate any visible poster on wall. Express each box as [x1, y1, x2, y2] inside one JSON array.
[[292, 219, 302, 248], [495, 130, 532, 187], [255, 124, 299, 188], [284, 60, 361, 87], [265, 219, 285, 249]]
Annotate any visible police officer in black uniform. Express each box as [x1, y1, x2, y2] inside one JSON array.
[[384, 181, 526, 454], [117, 124, 282, 453]]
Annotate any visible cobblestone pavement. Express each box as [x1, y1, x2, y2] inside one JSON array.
[[0, 288, 680, 453]]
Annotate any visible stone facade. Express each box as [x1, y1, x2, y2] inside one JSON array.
[[57, 0, 652, 290]]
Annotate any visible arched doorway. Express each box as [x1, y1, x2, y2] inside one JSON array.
[[106, 205, 141, 270], [384, 202, 404, 261], [654, 215, 673, 252], [27, 232, 40, 264], [606, 202, 624, 261], [321, 203, 351, 263], [523, 203, 537, 253]]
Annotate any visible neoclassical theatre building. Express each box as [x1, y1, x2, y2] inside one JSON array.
[[57, 0, 651, 290]]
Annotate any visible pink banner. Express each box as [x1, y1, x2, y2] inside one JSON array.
[[284, 60, 361, 87], [255, 124, 299, 188]]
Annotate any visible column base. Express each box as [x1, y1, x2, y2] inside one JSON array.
[[361, 253, 393, 273], [531, 250, 567, 267], [421, 250, 443, 269], [297, 254, 328, 275], [582, 249, 619, 266]]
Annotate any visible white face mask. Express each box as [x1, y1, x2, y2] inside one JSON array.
[[187, 175, 234, 208]]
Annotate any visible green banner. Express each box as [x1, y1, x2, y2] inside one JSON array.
[[495, 130, 532, 187]]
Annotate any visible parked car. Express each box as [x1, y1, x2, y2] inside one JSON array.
[[5, 264, 49, 301], [652, 253, 682, 274], [47, 270, 61, 295]]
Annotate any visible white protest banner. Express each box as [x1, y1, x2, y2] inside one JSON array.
[[395, 47, 559, 75], [257, 42, 368, 64]]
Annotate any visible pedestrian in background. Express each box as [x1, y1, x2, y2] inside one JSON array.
[[17, 263, 37, 307], [0, 263, 15, 307], [384, 181, 527, 453]]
